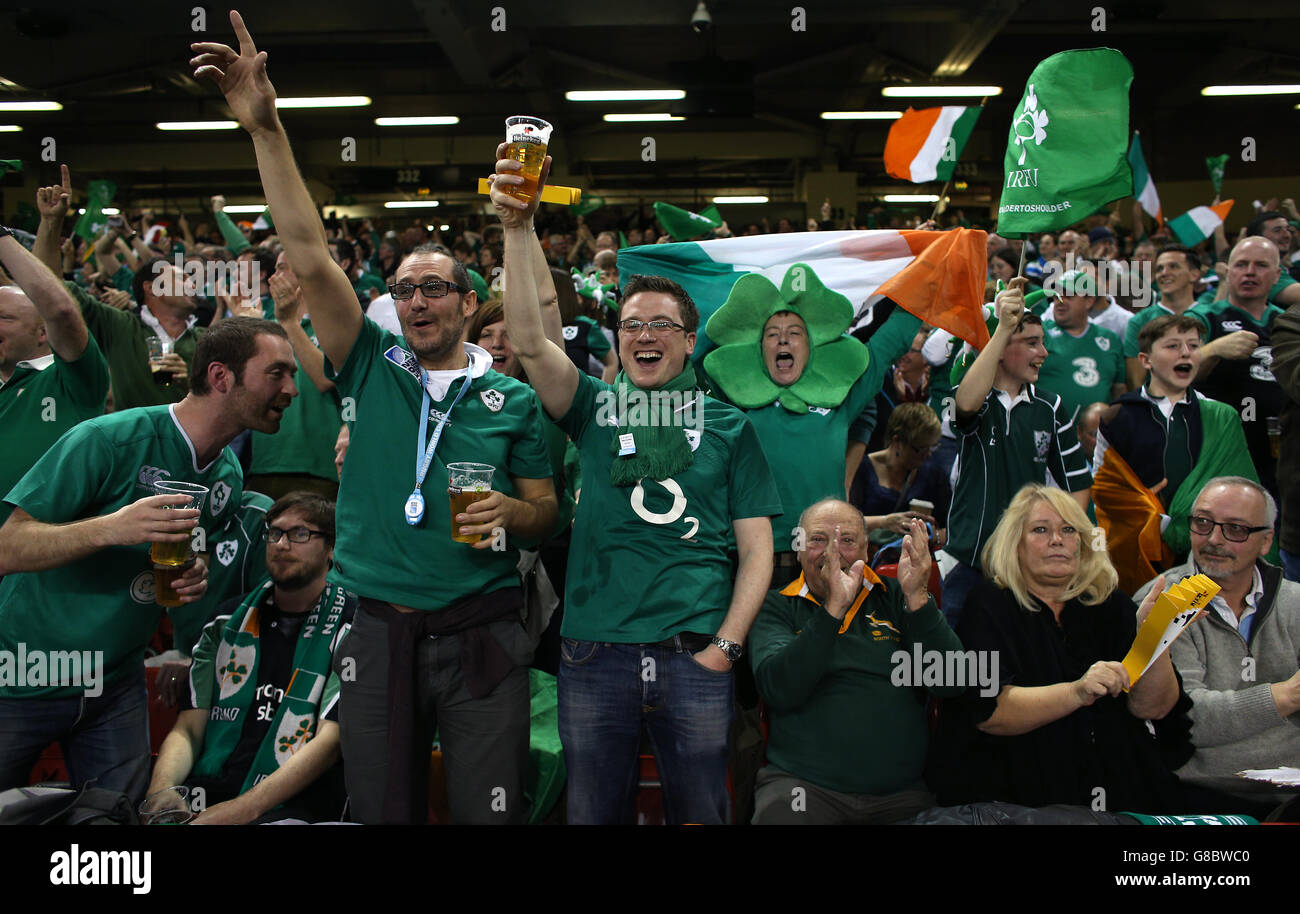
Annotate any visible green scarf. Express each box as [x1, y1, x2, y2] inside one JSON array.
[[192, 579, 349, 795], [608, 363, 701, 486], [1165, 398, 1264, 557]]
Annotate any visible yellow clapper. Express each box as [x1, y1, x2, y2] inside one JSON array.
[[476, 178, 582, 207], [1120, 573, 1220, 689]]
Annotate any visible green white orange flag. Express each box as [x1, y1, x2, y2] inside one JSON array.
[[617, 228, 990, 356], [1168, 199, 1233, 246], [1128, 133, 1161, 224], [883, 106, 981, 183]]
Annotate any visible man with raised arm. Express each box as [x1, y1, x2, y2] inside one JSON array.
[[192, 11, 557, 824], [491, 147, 781, 825]]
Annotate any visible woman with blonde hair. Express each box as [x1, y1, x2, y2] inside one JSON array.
[[928, 483, 1193, 813]]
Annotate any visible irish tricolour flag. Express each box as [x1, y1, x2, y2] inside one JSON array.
[[1168, 199, 1234, 247], [618, 228, 990, 355], [1127, 133, 1161, 224], [884, 107, 981, 183]]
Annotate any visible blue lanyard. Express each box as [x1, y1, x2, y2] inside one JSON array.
[[405, 359, 474, 525]]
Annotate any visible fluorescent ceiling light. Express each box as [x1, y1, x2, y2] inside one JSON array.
[[275, 96, 372, 108], [0, 125, 22, 132], [375, 116, 460, 126], [101, 208, 121, 215], [440, 224, 451, 231], [713, 196, 768, 204], [223, 204, 267, 214], [882, 86, 1000, 97], [820, 111, 902, 120], [603, 113, 684, 122], [157, 120, 240, 131], [1202, 84, 1300, 96], [882, 194, 939, 203], [566, 89, 685, 102], [385, 200, 440, 209], [0, 100, 62, 111]]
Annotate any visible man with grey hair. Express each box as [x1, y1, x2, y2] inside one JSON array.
[[1135, 476, 1299, 816], [748, 499, 961, 824]]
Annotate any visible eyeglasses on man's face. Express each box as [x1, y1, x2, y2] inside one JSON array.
[[266, 525, 329, 545], [616, 319, 686, 335], [387, 279, 466, 301], [1187, 515, 1270, 543]]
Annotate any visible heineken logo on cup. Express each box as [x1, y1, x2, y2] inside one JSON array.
[[1011, 84, 1050, 166]]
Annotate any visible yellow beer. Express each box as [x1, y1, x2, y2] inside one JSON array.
[[151, 539, 193, 566], [449, 488, 491, 543], [153, 561, 193, 607], [504, 116, 553, 203]]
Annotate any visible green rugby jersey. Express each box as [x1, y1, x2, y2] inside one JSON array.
[[946, 385, 1092, 570], [1039, 321, 1125, 424], [0, 336, 110, 525], [0, 405, 243, 697], [325, 318, 552, 610], [556, 373, 782, 643]]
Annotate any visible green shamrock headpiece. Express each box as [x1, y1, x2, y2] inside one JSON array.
[[702, 262, 868, 413]]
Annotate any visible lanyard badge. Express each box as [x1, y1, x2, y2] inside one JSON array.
[[406, 361, 474, 526]]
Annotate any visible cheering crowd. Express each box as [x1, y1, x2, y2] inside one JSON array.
[[0, 11, 1298, 826]]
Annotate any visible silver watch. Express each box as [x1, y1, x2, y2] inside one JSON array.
[[711, 637, 743, 662]]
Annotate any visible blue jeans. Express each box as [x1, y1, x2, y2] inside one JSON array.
[[558, 637, 735, 825], [1281, 549, 1300, 584], [941, 561, 983, 630], [0, 670, 150, 804]]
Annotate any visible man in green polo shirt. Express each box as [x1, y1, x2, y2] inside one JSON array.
[[0, 316, 298, 804], [1125, 245, 1201, 389], [196, 14, 558, 824], [246, 251, 342, 500], [0, 225, 110, 525], [1038, 268, 1126, 425], [944, 277, 1093, 627], [493, 145, 781, 824]]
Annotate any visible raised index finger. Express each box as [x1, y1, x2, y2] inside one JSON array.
[[60, 163, 71, 195], [230, 9, 258, 57]]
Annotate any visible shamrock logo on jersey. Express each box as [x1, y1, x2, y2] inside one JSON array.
[[562, 325, 580, 341], [129, 570, 156, 605], [481, 389, 505, 412], [215, 540, 239, 567], [210, 481, 231, 515], [215, 642, 256, 700], [1034, 430, 1051, 459], [684, 428, 701, 452], [1095, 336, 1110, 351]]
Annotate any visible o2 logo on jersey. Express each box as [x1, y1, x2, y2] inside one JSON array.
[[630, 477, 700, 540], [1071, 357, 1100, 387], [129, 570, 156, 605]]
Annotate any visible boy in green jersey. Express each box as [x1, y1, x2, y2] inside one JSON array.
[[0, 316, 298, 803], [493, 146, 780, 825], [196, 13, 558, 824]]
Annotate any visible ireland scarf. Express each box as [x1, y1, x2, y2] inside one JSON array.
[[191, 580, 349, 795]]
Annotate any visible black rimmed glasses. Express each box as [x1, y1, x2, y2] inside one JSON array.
[[387, 280, 467, 301], [266, 525, 329, 545], [1186, 515, 1270, 543]]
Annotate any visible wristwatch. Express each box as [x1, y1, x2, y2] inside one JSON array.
[[0, 224, 13, 239], [711, 637, 743, 663]]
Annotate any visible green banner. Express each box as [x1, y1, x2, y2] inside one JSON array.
[[73, 179, 117, 242], [997, 48, 1134, 237], [1206, 154, 1228, 195]]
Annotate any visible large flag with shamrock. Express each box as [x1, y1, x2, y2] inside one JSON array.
[[997, 48, 1134, 236]]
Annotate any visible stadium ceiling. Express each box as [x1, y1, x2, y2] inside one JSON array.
[[1, 0, 1298, 216]]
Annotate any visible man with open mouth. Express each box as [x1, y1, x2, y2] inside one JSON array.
[[492, 148, 781, 825]]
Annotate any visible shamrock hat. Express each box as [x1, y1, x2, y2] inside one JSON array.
[[571, 268, 617, 310], [703, 262, 868, 413], [653, 202, 723, 242]]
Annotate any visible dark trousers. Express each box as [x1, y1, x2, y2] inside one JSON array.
[[335, 602, 533, 824]]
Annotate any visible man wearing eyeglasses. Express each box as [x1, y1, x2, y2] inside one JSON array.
[[145, 492, 355, 824], [492, 147, 781, 824], [1134, 477, 1300, 816], [195, 12, 558, 825]]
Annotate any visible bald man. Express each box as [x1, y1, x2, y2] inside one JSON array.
[[0, 227, 110, 525], [1191, 237, 1286, 499]]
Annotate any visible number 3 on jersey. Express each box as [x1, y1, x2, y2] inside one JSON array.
[[630, 477, 700, 539]]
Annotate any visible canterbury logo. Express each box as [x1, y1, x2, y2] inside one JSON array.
[[137, 466, 172, 487]]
